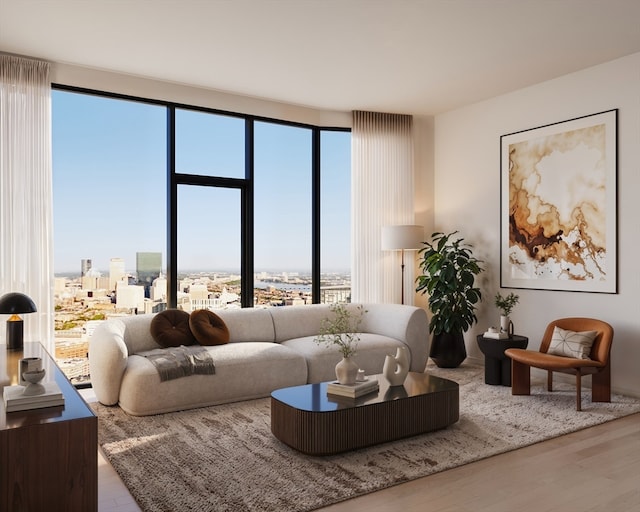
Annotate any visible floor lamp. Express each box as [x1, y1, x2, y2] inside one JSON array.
[[381, 225, 424, 304]]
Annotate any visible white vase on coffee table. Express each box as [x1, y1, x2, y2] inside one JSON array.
[[335, 356, 358, 385]]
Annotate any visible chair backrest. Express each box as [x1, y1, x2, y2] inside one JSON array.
[[539, 317, 613, 365]]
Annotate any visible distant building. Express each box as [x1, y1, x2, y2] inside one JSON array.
[[81, 258, 92, 277], [151, 275, 167, 302], [136, 252, 162, 298], [189, 283, 209, 301], [116, 282, 145, 312], [109, 257, 126, 291], [81, 268, 102, 290], [320, 285, 351, 304]]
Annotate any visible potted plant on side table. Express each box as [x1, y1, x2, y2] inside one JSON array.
[[416, 231, 484, 368], [494, 292, 519, 336]]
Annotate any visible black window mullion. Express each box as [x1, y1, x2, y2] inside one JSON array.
[[167, 106, 178, 309], [242, 119, 255, 308], [312, 128, 321, 303]]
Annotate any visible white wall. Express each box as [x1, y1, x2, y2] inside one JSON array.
[[433, 52, 640, 396], [51, 62, 351, 128]]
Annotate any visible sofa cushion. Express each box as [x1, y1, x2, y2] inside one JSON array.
[[270, 303, 334, 342], [189, 309, 230, 346], [215, 308, 276, 343], [150, 309, 197, 348]]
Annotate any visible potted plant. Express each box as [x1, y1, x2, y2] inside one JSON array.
[[315, 304, 366, 384], [494, 292, 519, 334], [416, 231, 484, 368]]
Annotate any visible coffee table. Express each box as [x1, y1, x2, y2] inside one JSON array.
[[270, 372, 459, 455]]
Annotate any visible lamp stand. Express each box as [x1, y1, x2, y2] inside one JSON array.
[[6, 315, 24, 351], [400, 249, 406, 305]]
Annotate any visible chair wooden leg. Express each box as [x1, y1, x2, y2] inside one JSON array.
[[511, 359, 531, 395], [547, 371, 553, 392], [592, 363, 611, 403], [575, 370, 582, 411]]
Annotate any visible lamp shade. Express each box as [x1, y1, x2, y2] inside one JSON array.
[[0, 292, 37, 314], [381, 225, 424, 251]]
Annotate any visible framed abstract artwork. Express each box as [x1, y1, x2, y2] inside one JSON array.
[[500, 109, 618, 293]]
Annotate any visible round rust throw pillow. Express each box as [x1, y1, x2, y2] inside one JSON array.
[[150, 309, 197, 348], [189, 309, 230, 346]]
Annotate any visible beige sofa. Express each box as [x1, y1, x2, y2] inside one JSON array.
[[89, 303, 429, 416]]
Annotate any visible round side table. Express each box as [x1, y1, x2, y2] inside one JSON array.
[[476, 334, 528, 386]]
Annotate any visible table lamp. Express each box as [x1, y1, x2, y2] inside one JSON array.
[[0, 292, 37, 351], [381, 225, 424, 304]]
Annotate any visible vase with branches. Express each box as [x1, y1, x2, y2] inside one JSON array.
[[315, 304, 366, 384]]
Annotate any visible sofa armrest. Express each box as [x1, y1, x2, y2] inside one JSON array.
[[360, 304, 429, 372], [89, 318, 129, 406]]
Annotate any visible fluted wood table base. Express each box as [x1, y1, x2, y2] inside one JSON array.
[[271, 372, 459, 455]]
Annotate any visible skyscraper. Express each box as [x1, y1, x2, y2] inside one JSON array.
[[81, 259, 92, 277], [109, 258, 126, 291], [136, 252, 162, 298]]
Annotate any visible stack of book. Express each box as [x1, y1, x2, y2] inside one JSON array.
[[327, 377, 379, 398], [3, 382, 65, 412], [483, 330, 510, 339]]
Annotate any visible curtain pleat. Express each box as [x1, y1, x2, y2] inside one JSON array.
[[0, 54, 54, 352], [351, 111, 415, 304]]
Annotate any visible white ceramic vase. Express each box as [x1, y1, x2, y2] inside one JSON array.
[[383, 346, 409, 386], [500, 315, 514, 336], [335, 356, 358, 385]]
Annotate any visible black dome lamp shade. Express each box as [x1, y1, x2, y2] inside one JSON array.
[[0, 292, 37, 351]]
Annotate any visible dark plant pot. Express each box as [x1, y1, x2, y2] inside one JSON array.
[[430, 331, 467, 368]]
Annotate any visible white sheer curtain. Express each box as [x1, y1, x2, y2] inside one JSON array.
[[0, 54, 54, 352], [351, 111, 416, 304]]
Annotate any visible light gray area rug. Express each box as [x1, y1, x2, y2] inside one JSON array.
[[93, 363, 640, 512]]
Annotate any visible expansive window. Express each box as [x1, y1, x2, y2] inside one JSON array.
[[52, 86, 350, 384], [320, 130, 352, 303], [52, 90, 166, 385], [254, 121, 313, 305], [176, 185, 242, 309]]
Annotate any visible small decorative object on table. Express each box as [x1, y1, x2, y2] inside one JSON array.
[[483, 326, 510, 340], [383, 346, 409, 386], [315, 304, 367, 385], [19, 356, 43, 384], [326, 376, 379, 398]]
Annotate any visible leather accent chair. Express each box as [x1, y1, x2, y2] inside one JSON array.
[[505, 318, 613, 411]]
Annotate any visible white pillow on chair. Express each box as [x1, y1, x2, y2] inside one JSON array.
[[548, 326, 598, 359]]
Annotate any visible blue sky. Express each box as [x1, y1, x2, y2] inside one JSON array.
[[52, 90, 350, 275]]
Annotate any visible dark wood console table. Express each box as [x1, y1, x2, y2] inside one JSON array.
[[0, 342, 97, 511]]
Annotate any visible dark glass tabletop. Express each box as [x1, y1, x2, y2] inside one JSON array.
[[271, 372, 459, 412]]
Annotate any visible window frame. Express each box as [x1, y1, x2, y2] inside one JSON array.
[[52, 84, 350, 307]]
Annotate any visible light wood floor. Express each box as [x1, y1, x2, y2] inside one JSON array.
[[94, 406, 640, 512]]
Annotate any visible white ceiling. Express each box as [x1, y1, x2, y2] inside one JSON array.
[[2, 0, 640, 115]]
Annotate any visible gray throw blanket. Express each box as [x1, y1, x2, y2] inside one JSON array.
[[140, 345, 216, 382]]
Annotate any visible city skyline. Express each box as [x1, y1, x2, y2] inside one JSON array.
[[54, 258, 351, 278]]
